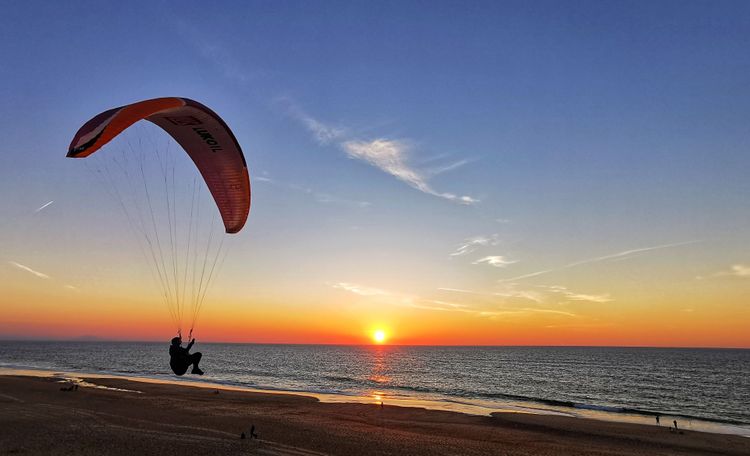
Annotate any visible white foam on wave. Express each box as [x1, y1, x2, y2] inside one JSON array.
[[55, 376, 142, 393]]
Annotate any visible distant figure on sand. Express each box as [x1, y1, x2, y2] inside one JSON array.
[[656, 414, 660, 424], [169, 337, 204, 376], [673, 420, 678, 430]]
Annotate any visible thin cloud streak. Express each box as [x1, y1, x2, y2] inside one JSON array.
[[450, 235, 499, 257], [499, 269, 553, 282], [426, 158, 473, 177], [520, 308, 578, 318], [473, 255, 517, 268], [332, 283, 495, 317], [440, 284, 545, 304], [542, 285, 613, 303], [715, 264, 750, 278], [493, 288, 544, 304], [437, 287, 483, 294], [34, 201, 54, 213], [332, 282, 388, 296], [256, 174, 370, 208], [501, 240, 701, 282], [8, 261, 50, 279], [176, 21, 271, 85], [441, 283, 611, 305], [564, 240, 703, 268]]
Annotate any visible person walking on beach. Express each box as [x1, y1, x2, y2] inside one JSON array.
[[169, 336, 204, 376], [656, 415, 660, 425]]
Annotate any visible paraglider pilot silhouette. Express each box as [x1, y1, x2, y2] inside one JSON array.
[[67, 97, 251, 376], [169, 336, 204, 376]]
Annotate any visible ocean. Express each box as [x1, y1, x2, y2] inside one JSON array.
[[1, 342, 748, 435]]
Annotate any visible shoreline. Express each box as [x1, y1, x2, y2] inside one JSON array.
[[1, 373, 749, 456], [2, 366, 749, 439]]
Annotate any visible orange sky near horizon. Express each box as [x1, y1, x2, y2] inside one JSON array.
[[2, 273, 748, 348]]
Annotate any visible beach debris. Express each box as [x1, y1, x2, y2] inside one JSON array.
[[59, 383, 79, 392]]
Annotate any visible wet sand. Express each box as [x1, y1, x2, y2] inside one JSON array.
[[1, 375, 747, 456]]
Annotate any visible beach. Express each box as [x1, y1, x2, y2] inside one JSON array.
[[1, 375, 747, 456]]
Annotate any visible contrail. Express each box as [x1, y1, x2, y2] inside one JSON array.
[[563, 240, 702, 268], [8, 261, 50, 279], [34, 201, 54, 213], [500, 240, 702, 283]]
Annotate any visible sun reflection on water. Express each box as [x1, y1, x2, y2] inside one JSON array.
[[367, 345, 392, 403]]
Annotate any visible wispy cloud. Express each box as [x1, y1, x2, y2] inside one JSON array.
[[425, 299, 469, 309], [493, 284, 545, 304], [440, 283, 545, 304], [437, 286, 600, 319], [256, 174, 371, 208], [715, 264, 750, 278], [563, 292, 612, 303], [332, 283, 496, 317], [437, 287, 483, 295], [279, 98, 345, 144], [499, 269, 553, 282], [541, 285, 613, 303], [407, 300, 475, 313], [176, 21, 269, 85], [450, 234, 499, 257], [181, 33, 477, 206], [564, 240, 702, 268], [473, 255, 517, 268], [8, 261, 50, 279], [440, 284, 533, 301], [520, 307, 578, 318], [312, 192, 371, 208], [500, 240, 701, 282], [281, 100, 478, 205], [441, 283, 611, 305], [332, 282, 389, 296], [34, 200, 54, 213], [342, 139, 478, 204], [544, 322, 614, 329]]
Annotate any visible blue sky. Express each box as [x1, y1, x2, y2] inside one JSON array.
[[1, 1, 749, 344]]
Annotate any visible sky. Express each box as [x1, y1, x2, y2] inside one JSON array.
[[1, 0, 749, 347]]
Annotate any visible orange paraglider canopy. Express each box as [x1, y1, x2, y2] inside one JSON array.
[[68, 97, 250, 234]]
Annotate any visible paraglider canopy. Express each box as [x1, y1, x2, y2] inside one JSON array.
[[67, 97, 250, 233], [68, 97, 251, 339]]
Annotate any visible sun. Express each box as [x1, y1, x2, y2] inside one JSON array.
[[373, 329, 387, 344]]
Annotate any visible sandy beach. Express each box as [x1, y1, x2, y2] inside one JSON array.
[[1, 375, 747, 456]]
